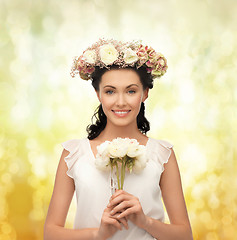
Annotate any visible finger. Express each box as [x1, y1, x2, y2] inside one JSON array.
[[116, 206, 136, 219], [110, 201, 133, 215], [118, 217, 129, 230], [109, 211, 123, 219], [105, 217, 123, 231], [110, 212, 129, 230], [111, 190, 128, 199], [108, 194, 133, 208]]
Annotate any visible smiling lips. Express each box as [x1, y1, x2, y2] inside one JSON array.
[[112, 110, 131, 117]]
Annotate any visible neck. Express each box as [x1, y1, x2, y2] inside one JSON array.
[[98, 121, 144, 141]]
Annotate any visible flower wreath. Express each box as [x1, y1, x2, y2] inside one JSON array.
[[71, 38, 168, 81]]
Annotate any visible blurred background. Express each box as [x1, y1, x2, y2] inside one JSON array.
[[0, 0, 236, 239]]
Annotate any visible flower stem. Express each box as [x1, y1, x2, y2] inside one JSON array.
[[121, 160, 125, 189], [110, 165, 115, 195], [121, 156, 128, 189], [115, 162, 121, 189]]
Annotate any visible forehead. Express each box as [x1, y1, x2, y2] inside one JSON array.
[[100, 69, 141, 87]]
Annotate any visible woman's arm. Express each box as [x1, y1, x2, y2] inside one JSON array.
[[143, 148, 193, 240], [44, 149, 101, 239], [110, 149, 193, 240], [44, 149, 128, 240]]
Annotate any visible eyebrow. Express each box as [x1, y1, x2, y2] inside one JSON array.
[[103, 84, 139, 89]]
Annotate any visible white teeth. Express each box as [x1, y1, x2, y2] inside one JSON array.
[[114, 111, 129, 114]]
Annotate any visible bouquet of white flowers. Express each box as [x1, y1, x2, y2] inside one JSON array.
[[95, 138, 147, 191]]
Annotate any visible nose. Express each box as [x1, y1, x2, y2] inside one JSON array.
[[116, 93, 126, 107]]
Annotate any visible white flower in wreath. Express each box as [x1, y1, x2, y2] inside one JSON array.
[[123, 48, 139, 64], [99, 44, 119, 65], [83, 50, 97, 64]]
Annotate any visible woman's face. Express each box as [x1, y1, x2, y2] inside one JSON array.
[[96, 69, 149, 128]]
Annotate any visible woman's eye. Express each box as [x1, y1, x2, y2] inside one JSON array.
[[128, 90, 136, 94], [105, 90, 114, 95]]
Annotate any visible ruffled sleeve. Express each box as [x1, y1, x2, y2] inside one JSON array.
[[148, 138, 174, 173], [61, 139, 82, 178]]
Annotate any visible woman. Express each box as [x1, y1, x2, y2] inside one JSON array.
[[44, 39, 193, 240]]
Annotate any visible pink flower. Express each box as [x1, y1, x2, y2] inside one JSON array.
[[146, 59, 156, 68], [150, 57, 168, 77], [136, 45, 148, 66], [76, 56, 86, 71], [136, 45, 147, 57], [86, 66, 95, 74], [79, 72, 90, 80], [151, 68, 162, 77], [146, 68, 152, 73], [147, 47, 156, 58], [158, 58, 165, 67]]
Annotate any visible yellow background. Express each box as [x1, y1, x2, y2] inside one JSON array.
[[0, 0, 236, 239]]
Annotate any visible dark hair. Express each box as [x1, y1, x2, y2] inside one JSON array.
[[86, 66, 154, 140]]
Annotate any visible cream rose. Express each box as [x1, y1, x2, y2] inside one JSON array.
[[99, 44, 118, 65], [95, 154, 110, 171], [108, 138, 128, 158], [123, 48, 139, 64], [95, 141, 110, 170], [126, 139, 140, 157], [83, 50, 96, 64], [133, 153, 147, 173]]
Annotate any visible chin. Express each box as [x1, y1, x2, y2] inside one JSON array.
[[109, 118, 135, 128]]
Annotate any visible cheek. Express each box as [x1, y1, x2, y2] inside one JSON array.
[[130, 94, 143, 106], [100, 96, 113, 109], [134, 98, 142, 107], [100, 101, 110, 117]]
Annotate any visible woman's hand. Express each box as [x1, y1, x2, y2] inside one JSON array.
[[108, 190, 148, 229], [96, 205, 129, 240]]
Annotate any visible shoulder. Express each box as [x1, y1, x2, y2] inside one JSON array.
[[148, 137, 173, 149], [61, 138, 88, 178], [61, 138, 87, 147], [147, 137, 174, 172], [61, 138, 87, 150]]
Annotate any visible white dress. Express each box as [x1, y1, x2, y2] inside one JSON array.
[[62, 137, 173, 240]]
